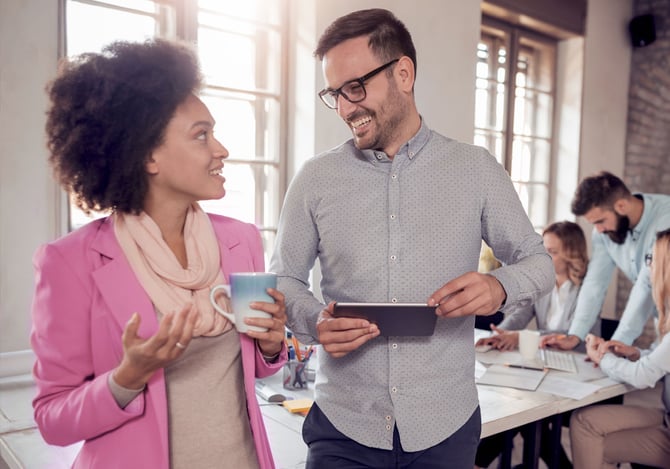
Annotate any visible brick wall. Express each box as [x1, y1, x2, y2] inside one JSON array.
[[617, 0, 670, 347]]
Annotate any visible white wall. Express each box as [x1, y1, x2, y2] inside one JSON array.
[[0, 0, 59, 362], [0, 0, 636, 367], [580, 0, 632, 181]]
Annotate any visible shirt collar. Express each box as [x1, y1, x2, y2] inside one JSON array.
[[630, 193, 647, 241], [360, 118, 431, 163]]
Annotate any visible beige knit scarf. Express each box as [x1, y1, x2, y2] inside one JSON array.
[[113, 204, 232, 337]]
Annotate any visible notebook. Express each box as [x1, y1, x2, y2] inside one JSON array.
[[476, 364, 548, 391]]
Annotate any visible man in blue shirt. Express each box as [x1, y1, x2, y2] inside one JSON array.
[[543, 171, 670, 350]]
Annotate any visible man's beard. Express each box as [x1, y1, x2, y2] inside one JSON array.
[[605, 213, 630, 244]]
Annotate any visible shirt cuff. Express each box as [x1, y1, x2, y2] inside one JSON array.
[[108, 373, 145, 409]]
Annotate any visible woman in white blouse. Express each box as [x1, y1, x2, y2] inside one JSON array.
[[476, 221, 589, 351], [474, 221, 587, 469], [570, 228, 670, 468]]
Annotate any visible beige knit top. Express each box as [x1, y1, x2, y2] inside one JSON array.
[[165, 331, 260, 469]]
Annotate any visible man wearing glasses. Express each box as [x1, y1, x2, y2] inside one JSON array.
[[542, 171, 670, 351], [271, 8, 553, 468]]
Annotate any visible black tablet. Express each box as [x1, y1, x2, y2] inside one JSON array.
[[332, 302, 438, 336]]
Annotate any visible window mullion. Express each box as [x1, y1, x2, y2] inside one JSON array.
[[504, 29, 518, 174]]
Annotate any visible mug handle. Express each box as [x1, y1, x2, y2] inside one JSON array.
[[210, 285, 235, 324]]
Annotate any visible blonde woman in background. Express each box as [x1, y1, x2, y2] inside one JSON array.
[[570, 228, 670, 468], [477, 221, 589, 351]]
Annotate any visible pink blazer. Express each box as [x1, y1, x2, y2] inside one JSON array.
[[30, 214, 286, 469]]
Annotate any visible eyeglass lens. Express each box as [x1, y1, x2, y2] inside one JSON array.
[[319, 59, 399, 109]]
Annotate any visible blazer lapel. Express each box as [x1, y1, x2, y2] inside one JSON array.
[[212, 219, 246, 279], [89, 218, 158, 336]]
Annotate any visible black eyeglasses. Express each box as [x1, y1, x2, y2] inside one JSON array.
[[318, 59, 400, 109], [645, 253, 653, 266]]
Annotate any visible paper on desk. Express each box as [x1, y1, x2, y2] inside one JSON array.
[[570, 354, 607, 381], [476, 349, 531, 366], [537, 374, 602, 400], [476, 364, 547, 391], [475, 360, 487, 379]]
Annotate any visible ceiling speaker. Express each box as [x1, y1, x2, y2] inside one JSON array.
[[629, 14, 656, 47]]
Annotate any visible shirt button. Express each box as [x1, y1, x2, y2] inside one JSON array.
[[390, 255, 396, 261], [386, 424, 392, 431], [391, 174, 397, 179], [391, 298, 398, 303], [390, 214, 396, 220], [409, 151, 415, 157], [391, 386, 398, 393], [392, 343, 398, 349]]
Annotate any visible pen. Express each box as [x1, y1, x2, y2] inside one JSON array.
[[504, 363, 545, 371], [291, 336, 303, 361], [303, 346, 314, 362]]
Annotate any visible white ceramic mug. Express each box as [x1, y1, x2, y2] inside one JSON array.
[[518, 329, 541, 361], [209, 272, 276, 333]]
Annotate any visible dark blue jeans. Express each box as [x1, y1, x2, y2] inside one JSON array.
[[303, 402, 481, 469]]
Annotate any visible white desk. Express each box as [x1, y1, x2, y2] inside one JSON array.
[[257, 346, 631, 469], [0, 355, 632, 469]]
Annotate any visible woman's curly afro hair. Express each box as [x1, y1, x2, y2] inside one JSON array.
[[45, 38, 202, 214]]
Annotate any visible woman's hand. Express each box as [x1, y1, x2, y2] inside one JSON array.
[[113, 303, 198, 389], [476, 324, 519, 351], [584, 333, 606, 365], [540, 333, 581, 350], [244, 287, 287, 358], [600, 340, 641, 361]]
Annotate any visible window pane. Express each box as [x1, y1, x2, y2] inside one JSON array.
[[201, 92, 280, 162], [198, 14, 281, 93], [510, 138, 550, 184], [199, 0, 281, 26], [475, 37, 507, 135], [519, 37, 554, 93], [199, 163, 279, 229], [513, 89, 553, 138], [474, 130, 505, 165], [514, 182, 548, 230], [66, 1, 159, 55]]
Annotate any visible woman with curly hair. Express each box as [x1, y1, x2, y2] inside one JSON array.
[[570, 228, 670, 468], [30, 39, 287, 468]]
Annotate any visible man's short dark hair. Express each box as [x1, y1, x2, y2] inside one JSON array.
[[571, 171, 632, 216], [314, 8, 417, 75]]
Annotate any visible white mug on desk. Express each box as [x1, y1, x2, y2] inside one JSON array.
[[209, 272, 276, 333], [518, 329, 540, 361]]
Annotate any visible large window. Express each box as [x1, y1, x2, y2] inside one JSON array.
[[474, 17, 556, 230], [65, 0, 286, 257]]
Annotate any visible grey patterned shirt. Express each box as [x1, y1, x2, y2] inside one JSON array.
[[270, 120, 553, 451]]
